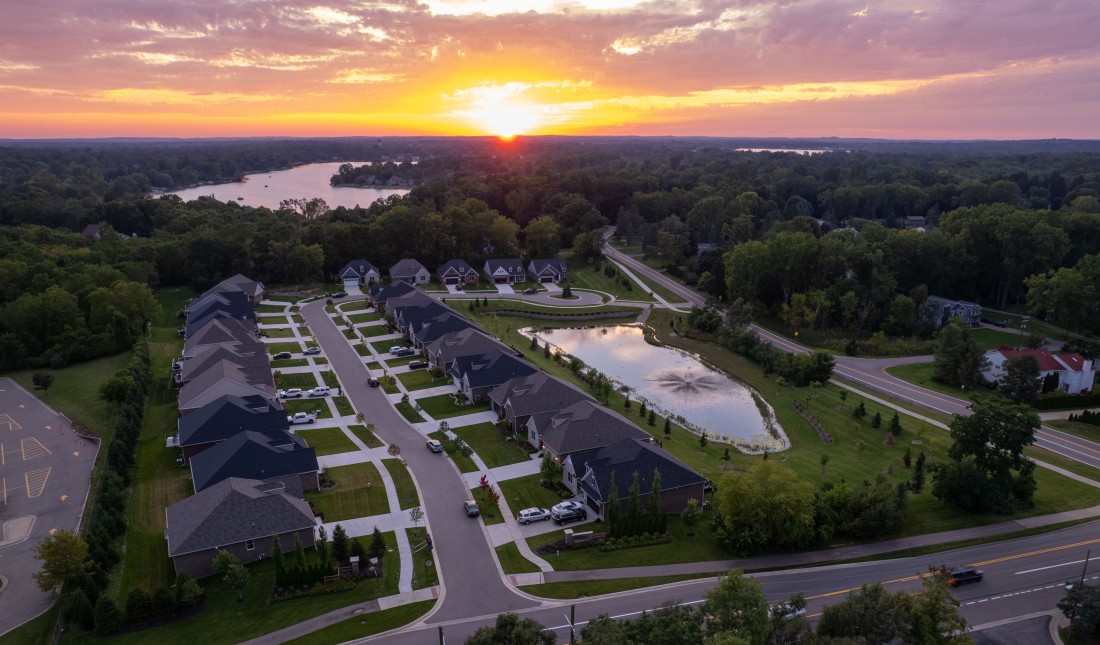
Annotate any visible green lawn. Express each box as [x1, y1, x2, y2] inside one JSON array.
[[266, 294, 307, 303], [1026, 446, 1100, 484], [332, 396, 355, 416], [282, 600, 435, 645], [566, 263, 653, 301], [455, 422, 534, 469], [297, 427, 359, 456], [379, 375, 400, 395], [256, 304, 290, 313], [337, 300, 371, 312], [349, 424, 385, 448], [415, 394, 492, 419], [349, 312, 382, 323], [406, 527, 439, 590], [267, 341, 304, 355], [382, 459, 420, 510], [342, 328, 358, 340], [370, 339, 407, 355], [394, 401, 425, 423], [354, 343, 372, 356], [283, 399, 332, 419], [970, 327, 1032, 350], [278, 372, 321, 389], [271, 358, 309, 368], [261, 326, 297, 338], [397, 369, 448, 391], [521, 574, 713, 599], [470, 486, 504, 525], [429, 431, 479, 473], [320, 370, 340, 388], [498, 473, 565, 515], [307, 462, 389, 521], [626, 270, 687, 304], [885, 362, 995, 401], [381, 355, 417, 368], [496, 542, 541, 574], [359, 324, 390, 338]]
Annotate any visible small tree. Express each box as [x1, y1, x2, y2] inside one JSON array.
[[699, 431, 708, 448], [627, 471, 642, 519], [911, 452, 926, 493], [125, 587, 153, 624], [606, 472, 620, 528], [369, 527, 386, 558], [539, 452, 561, 486], [664, 416, 671, 437], [839, 390, 848, 403], [317, 525, 329, 565], [871, 411, 882, 428], [355, 411, 365, 424], [271, 533, 284, 572], [213, 549, 240, 577], [639, 401, 647, 418], [387, 443, 401, 459], [543, 341, 551, 358], [624, 396, 631, 410], [292, 532, 307, 568], [409, 506, 425, 528], [852, 401, 867, 421], [32, 372, 54, 392], [32, 530, 90, 592], [889, 412, 902, 436], [647, 409, 656, 426], [681, 498, 702, 528], [903, 447, 912, 468], [174, 572, 203, 608], [648, 468, 662, 517], [721, 447, 731, 464], [820, 453, 830, 475], [93, 597, 123, 635], [529, 335, 538, 350], [224, 562, 250, 602], [331, 524, 350, 562]]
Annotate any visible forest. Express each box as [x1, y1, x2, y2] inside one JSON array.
[[1, 137, 1100, 369]]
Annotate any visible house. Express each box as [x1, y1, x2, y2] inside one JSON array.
[[424, 328, 513, 373], [199, 273, 265, 305], [527, 400, 651, 463], [902, 215, 927, 230], [487, 371, 593, 434], [81, 223, 101, 240], [389, 259, 431, 285], [449, 351, 537, 403], [919, 296, 982, 328], [176, 394, 289, 464], [564, 438, 707, 519], [183, 291, 257, 338], [183, 318, 259, 356], [368, 281, 417, 313], [437, 259, 479, 285], [165, 477, 316, 579], [391, 297, 450, 336], [339, 260, 381, 287], [483, 258, 526, 284], [411, 312, 476, 349], [189, 430, 319, 493], [981, 348, 1096, 395], [527, 259, 569, 284], [174, 343, 269, 388], [178, 362, 277, 415]]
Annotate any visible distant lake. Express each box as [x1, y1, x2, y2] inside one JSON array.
[[737, 148, 831, 155], [168, 162, 409, 210]]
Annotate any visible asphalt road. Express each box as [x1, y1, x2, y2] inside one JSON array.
[[299, 301, 538, 623], [364, 520, 1100, 643]]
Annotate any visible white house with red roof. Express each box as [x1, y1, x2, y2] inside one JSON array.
[[982, 348, 1095, 394]]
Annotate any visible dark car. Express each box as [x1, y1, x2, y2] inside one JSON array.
[[552, 506, 587, 525], [523, 288, 538, 295], [272, 351, 293, 360], [368, 377, 380, 387], [946, 566, 984, 587], [464, 499, 480, 517], [332, 291, 348, 298], [408, 360, 429, 370]]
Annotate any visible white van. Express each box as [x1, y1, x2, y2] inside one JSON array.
[[307, 386, 331, 397]]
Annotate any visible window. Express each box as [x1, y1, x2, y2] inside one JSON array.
[[245, 539, 255, 551]]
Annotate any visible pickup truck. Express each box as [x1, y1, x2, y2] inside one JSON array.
[[287, 412, 317, 425]]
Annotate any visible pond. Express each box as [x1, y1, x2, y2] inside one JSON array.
[[528, 325, 788, 453], [168, 162, 409, 210]]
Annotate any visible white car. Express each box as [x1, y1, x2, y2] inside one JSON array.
[[551, 500, 583, 514], [303, 347, 322, 355], [307, 386, 331, 397], [281, 388, 304, 399], [517, 507, 551, 524]]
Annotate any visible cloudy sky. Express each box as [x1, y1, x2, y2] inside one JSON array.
[[2, 0, 1098, 139]]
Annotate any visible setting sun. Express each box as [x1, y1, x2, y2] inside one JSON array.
[[465, 103, 541, 138]]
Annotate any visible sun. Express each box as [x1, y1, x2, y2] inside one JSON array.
[[468, 103, 540, 139]]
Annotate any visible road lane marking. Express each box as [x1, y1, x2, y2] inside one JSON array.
[[971, 537, 1100, 567], [1036, 429, 1100, 458], [963, 575, 1100, 606]]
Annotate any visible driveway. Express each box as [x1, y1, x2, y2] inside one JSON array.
[[494, 283, 515, 295], [299, 301, 538, 623], [540, 283, 562, 294]]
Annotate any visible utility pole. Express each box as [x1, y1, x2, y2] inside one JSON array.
[[1080, 549, 1091, 587]]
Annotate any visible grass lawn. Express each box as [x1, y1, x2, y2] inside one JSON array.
[[379, 375, 400, 395], [256, 304, 289, 313], [272, 358, 309, 368], [337, 300, 371, 312], [308, 462, 389, 521], [63, 535, 400, 645], [348, 312, 381, 324], [498, 473, 565, 515], [349, 424, 385, 448], [522, 573, 714, 599], [970, 327, 1032, 350], [320, 370, 340, 388], [628, 270, 687, 304], [313, 357, 328, 365], [1027, 445, 1100, 484], [283, 399, 333, 419], [474, 299, 634, 316], [354, 343, 372, 356], [5, 352, 130, 441], [342, 328, 358, 340], [566, 263, 653, 301], [454, 422, 534, 469], [398, 369, 448, 391], [406, 527, 439, 590], [278, 372, 321, 389], [297, 427, 359, 456], [496, 542, 541, 574], [469, 486, 504, 525], [370, 339, 407, 354], [885, 362, 996, 402], [415, 393, 492, 419], [266, 294, 306, 303], [0, 605, 58, 645], [332, 396, 355, 416], [267, 341, 304, 355], [1045, 419, 1100, 442], [261, 326, 297, 338], [282, 600, 435, 645], [381, 355, 417, 368], [359, 324, 390, 338], [382, 458, 420, 510], [394, 401, 425, 423], [429, 431, 479, 473]]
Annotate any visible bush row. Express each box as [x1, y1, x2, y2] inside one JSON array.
[[597, 533, 671, 552]]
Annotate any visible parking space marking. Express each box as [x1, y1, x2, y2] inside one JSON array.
[[0, 414, 22, 432], [25, 466, 50, 498], [21, 437, 51, 461]]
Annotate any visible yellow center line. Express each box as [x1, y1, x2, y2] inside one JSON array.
[[1036, 430, 1100, 458]]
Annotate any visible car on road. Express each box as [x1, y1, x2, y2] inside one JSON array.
[[523, 288, 538, 295], [280, 388, 303, 398], [517, 507, 551, 524], [551, 500, 583, 514], [464, 499, 480, 517], [332, 291, 348, 298], [307, 386, 330, 397], [272, 351, 293, 360], [945, 566, 984, 587], [426, 439, 444, 453], [552, 506, 587, 525], [303, 347, 322, 355], [368, 377, 380, 387], [769, 603, 807, 620], [408, 360, 429, 370]]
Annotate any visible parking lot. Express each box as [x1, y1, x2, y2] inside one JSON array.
[[0, 378, 97, 635]]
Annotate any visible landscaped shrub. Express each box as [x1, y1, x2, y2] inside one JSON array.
[[597, 533, 670, 551]]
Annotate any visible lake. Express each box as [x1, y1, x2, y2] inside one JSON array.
[[736, 148, 832, 155], [168, 162, 409, 210], [528, 325, 788, 452]]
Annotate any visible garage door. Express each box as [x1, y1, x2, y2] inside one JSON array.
[[343, 278, 359, 287], [540, 276, 553, 283], [445, 277, 458, 284]]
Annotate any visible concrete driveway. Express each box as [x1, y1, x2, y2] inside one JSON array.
[[494, 283, 515, 295]]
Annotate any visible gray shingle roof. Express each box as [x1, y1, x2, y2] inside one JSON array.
[[533, 401, 651, 457], [177, 344, 270, 385], [570, 438, 706, 504], [437, 259, 477, 277], [340, 259, 379, 278], [484, 258, 525, 275], [189, 430, 317, 492], [413, 313, 475, 345], [166, 477, 315, 557], [487, 372, 593, 416], [177, 394, 288, 448], [389, 258, 428, 278], [178, 362, 276, 411], [183, 318, 257, 355], [528, 259, 569, 276], [449, 351, 537, 389], [424, 328, 512, 367], [368, 280, 416, 303]]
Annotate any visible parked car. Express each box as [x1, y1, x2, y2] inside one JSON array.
[[523, 288, 538, 295], [517, 507, 551, 524], [389, 345, 410, 355], [408, 360, 429, 370], [464, 499, 480, 517], [551, 500, 583, 514], [273, 351, 293, 360], [307, 386, 331, 397], [281, 388, 304, 399], [332, 291, 348, 298], [945, 566, 984, 587], [304, 347, 322, 355], [769, 603, 807, 620], [368, 377, 380, 387], [426, 439, 444, 453], [391, 347, 415, 357], [287, 411, 316, 425], [552, 506, 587, 525]]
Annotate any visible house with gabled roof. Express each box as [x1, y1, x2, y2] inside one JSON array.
[[197, 273, 265, 305], [437, 259, 479, 285], [183, 318, 258, 355], [487, 372, 593, 433], [484, 258, 526, 284], [527, 400, 651, 463], [178, 362, 277, 415], [176, 394, 289, 463], [174, 343, 270, 388], [565, 438, 707, 519], [165, 477, 316, 579], [189, 430, 318, 493], [981, 347, 1096, 394], [184, 291, 256, 336], [528, 259, 569, 284], [368, 281, 417, 313], [411, 312, 476, 349], [449, 350, 537, 403], [391, 298, 450, 336], [389, 259, 430, 285], [919, 295, 982, 328], [339, 260, 381, 287], [424, 328, 513, 373]]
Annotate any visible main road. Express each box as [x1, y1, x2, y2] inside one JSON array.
[[601, 229, 1100, 471]]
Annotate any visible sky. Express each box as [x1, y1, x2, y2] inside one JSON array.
[[2, 0, 1099, 140]]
